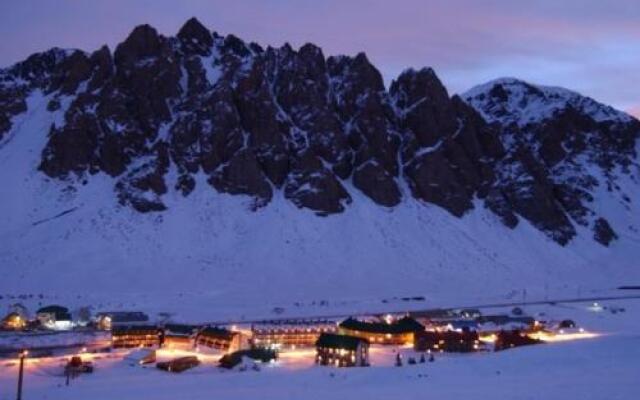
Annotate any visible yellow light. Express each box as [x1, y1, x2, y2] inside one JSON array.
[[527, 330, 600, 342]]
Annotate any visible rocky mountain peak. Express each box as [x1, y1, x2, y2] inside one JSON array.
[[177, 17, 213, 56], [1, 19, 638, 247]]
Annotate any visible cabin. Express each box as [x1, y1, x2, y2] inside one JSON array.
[[414, 329, 480, 353], [36, 305, 72, 330], [338, 316, 424, 345], [494, 330, 542, 351], [161, 324, 200, 350], [1, 312, 27, 330], [251, 319, 337, 349], [112, 325, 161, 348], [315, 333, 369, 367], [195, 326, 242, 353], [95, 311, 149, 330]]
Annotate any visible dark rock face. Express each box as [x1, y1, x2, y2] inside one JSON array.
[[2, 19, 638, 246], [464, 78, 639, 246], [284, 152, 351, 215], [593, 217, 617, 246], [391, 69, 504, 218], [209, 149, 273, 209]]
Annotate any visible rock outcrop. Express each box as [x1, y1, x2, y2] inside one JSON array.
[[0, 19, 638, 246]]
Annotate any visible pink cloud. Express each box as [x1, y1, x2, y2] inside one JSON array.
[[627, 106, 640, 120]]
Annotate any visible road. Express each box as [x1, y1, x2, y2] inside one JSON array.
[[200, 293, 640, 326]]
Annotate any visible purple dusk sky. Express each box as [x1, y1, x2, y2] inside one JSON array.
[[1, 0, 638, 117]]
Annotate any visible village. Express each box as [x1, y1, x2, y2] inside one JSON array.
[[0, 297, 607, 385]]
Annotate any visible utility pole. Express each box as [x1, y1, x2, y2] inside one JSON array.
[[16, 349, 27, 400]]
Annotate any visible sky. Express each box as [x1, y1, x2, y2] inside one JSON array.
[[1, 0, 638, 117]]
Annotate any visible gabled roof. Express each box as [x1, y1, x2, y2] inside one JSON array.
[[164, 324, 200, 335], [218, 348, 277, 369], [37, 305, 71, 321], [339, 316, 424, 334], [112, 325, 160, 335], [37, 305, 68, 314], [316, 333, 368, 350], [2, 312, 21, 321], [97, 311, 149, 323], [198, 326, 236, 341]]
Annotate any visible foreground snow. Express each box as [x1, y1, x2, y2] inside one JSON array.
[[1, 299, 638, 400]]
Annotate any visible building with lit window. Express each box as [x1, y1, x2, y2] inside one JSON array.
[[251, 320, 337, 348], [195, 326, 243, 353], [36, 305, 73, 330], [315, 333, 369, 367], [112, 325, 161, 348], [414, 329, 480, 352], [1, 312, 26, 330], [161, 324, 200, 350], [338, 316, 424, 345]]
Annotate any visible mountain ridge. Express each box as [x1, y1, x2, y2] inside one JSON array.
[[0, 17, 638, 248]]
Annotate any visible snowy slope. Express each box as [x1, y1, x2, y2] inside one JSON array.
[[1, 90, 639, 321], [463, 77, 635, 127]]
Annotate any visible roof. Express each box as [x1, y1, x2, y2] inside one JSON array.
[[218, 348, 277, 369], [112, 325, 160, 335], [448, 320, 479, 330], [198, 326, 237, 341], [164, 324, 200, 335], [316, 333, 368, 350], [37, 305, 71, 321], [3, 312, 21, 320], [339, 317, 424, 334], [97, 311, 149, 323], [37, 305, 69, 315]]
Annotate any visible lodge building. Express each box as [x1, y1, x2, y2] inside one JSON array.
[[338, 316, 424, 345], [195, 326, 243, 353], [414, 329, 480, 352], [251, 319, 337, 348], [161, 324, 200, 350], [315, 333, 369, 367], [112, 325, 161, 348]]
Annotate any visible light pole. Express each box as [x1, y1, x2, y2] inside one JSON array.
[[16, 349, 28, 400]]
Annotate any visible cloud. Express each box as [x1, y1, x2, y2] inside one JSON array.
[[627, 106, 640, 120]]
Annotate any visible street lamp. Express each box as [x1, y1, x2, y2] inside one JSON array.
[[17, 349, 28, 400]]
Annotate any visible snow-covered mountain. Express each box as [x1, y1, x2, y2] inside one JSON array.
[[0, 19, 638, 315]]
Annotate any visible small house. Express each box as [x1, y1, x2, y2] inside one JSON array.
[[36, 305, 72, 330], [95, 311, 150, 330], [195, 326, 243, 353], [161, 324, 200, 350], [1, 312, 27, 330], [414, 329, 480, 352], [338, 316, 424, 345], [112, 325, 161, 348], [315, 333, 369, 367], [494, 330, 542, 351]]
